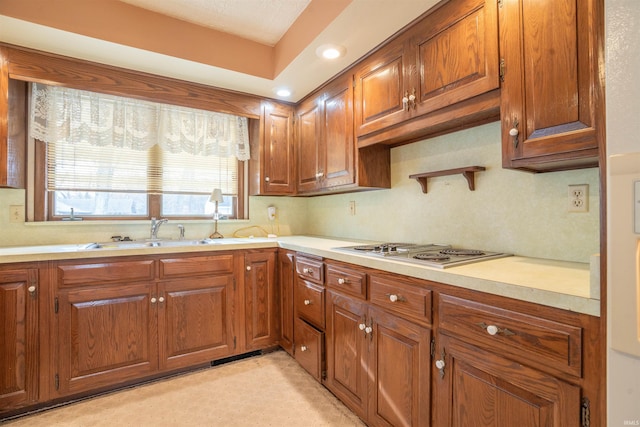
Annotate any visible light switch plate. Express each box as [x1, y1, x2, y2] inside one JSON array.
[[10, 205, 24, 223]]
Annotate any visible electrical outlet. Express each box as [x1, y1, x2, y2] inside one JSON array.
[[267, 206, 276, 221], [9, 205, 25, 223], [568, 184, 589, 213], [349, 201, 356, 216]]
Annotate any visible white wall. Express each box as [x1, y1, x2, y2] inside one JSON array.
[[606, 0, 640, 425]]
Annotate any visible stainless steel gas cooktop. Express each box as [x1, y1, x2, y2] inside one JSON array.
[[335, 243, 511, 268]]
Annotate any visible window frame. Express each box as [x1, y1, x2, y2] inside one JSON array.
[[33, 139, 246, 222]]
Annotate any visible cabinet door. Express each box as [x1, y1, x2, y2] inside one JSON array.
[[296, 97, 322, 192], [411, 0, 499, 114], [354, 35, 412, 137], [158, 274, 235, 371], [261, 102, 295, 194], [0, 268, 38, 410], [324, 291, 368, 419], [499, 0, 602, 171], [278, 250, 295, 355], [433, 334, 581, 427], [368, 307, 431, 427], [56, 282, 157, 396], [321, 75, 355, 189], [244, 250, 278, 350]]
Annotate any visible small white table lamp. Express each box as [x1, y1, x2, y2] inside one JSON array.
[[209, 188, 224, 239]]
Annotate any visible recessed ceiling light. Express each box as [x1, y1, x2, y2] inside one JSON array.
[[316, 44, 346, 60], [275, 88, 292, 97]]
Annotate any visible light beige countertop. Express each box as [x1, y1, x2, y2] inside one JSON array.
[[0, 235, 600, 317]]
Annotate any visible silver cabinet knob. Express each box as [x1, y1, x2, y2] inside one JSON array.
[[303, 299, 311, 306], [300, 345, 308, 352]]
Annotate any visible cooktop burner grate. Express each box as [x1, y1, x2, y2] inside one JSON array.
[[413, 253, 451, 261], [439, 249, 486, 256]]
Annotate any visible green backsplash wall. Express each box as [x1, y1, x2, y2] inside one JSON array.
[[0, 122, 599, 263], [306, 122, 599, 263]]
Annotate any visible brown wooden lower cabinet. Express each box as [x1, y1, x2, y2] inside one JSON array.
[[324, 290, 432, 426], [432, 334, 581, 427], [0, 266, 40, 412], [243, 249, 278, 351], [277, 250, 295, 355], [56, 281, 159, 395]]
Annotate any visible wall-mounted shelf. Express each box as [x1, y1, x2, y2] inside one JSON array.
[[409, 166, 486, 193]]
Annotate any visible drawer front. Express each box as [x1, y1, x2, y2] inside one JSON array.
[[326, 263, 367, 299], [295, 255, 324, 284], [159, 253, 234, 278], [438, 294, 583, 377], [57, 259, 155, 287], [294, 318, 324, 382], [369, 274, 432, 325], [296, 279, 325, 329]]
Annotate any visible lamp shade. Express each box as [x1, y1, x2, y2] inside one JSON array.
[[209, 188, 224, 203]]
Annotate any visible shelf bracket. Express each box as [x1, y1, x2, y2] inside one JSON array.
[[409, 166, 486, 194]]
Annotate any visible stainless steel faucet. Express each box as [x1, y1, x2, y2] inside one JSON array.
[[177, 224, 185, 240], [150, 217, 168, 239]]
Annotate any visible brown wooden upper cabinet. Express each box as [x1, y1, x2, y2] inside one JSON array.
[[252, 101, 296, 195], [499, 0, 604, 171], [296, 74, 356, 193], [354, 0, 500, 146]]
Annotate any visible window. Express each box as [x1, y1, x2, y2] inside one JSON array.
[[29, 83, 249, 220]]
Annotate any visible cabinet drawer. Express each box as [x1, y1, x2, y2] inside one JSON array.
[[438, 294, 583, 377], [294, 318, 324, 382], [295, 255, 324, 284], [57, 259, 155, 286], [159, 253, 234, 278], [369, 274, 432, 325], [326, 263, 367, 299], [296, 279, 325, 329]]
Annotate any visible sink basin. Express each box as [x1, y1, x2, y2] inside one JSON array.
[[82, 238, 223, 250]]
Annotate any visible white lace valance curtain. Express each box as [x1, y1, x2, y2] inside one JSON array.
[[29, 83, 250, 161]]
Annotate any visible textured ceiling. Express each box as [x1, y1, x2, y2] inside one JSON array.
[[118, 0, 312, 46], [0, 0, 438, 102]]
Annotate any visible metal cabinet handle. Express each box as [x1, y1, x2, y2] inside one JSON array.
[[158, 296, 165, 303], [302, 267, 313, 275], [358, 323, 366, 331], [337, 278, 348, 285], [151, 297, 157, 304], [28, 285, 36, 294], [246, 266, 252, 271], [303, 299, 312, 306]]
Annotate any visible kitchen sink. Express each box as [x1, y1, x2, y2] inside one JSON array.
[[82, 239, 221, 250]]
